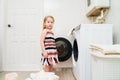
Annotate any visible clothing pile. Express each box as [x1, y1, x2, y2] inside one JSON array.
[[89, 44, 120, 55], [25, 70, 59, 80], [5, 72, 18, 80]]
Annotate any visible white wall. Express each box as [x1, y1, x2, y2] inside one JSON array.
[[105, 0, 120, 44], [44, 0, 90, 38]]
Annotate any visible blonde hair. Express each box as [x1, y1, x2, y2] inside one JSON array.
[[42, 16, 55, 29]]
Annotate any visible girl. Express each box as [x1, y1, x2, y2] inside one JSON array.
[[40, 16, 59, 72]]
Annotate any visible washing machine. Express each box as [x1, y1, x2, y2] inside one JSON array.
[[71, 24, 113, 80], [54, 35, 73, 68]]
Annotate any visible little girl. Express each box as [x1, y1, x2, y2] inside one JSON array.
[[40, 16, 59, 72]]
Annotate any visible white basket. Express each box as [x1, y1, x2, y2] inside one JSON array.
[[91, 52, 120, 80]]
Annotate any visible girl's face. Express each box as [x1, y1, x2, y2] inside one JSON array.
[[45, 17, 54, 30]]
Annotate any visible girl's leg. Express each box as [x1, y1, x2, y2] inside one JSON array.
[[49, 65, 53, 72], [44, 65, 50, 72]]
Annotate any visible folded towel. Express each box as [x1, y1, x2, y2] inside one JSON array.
[[25, 70, 59, 80], [89, 44, 120, 55], [25, 78, 32, 80]]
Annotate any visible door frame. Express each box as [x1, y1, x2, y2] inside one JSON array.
[[0, 0, 6, 71]]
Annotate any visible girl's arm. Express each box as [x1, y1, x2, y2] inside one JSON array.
[[40, 29, 48, 57]]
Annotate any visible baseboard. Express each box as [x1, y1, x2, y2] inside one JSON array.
[[2, 64, 42, 71]]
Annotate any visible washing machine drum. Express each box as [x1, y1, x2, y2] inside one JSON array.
[[55, 37, 72, 62]]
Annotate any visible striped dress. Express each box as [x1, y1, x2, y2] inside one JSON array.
[[41, 29, 59, 66]]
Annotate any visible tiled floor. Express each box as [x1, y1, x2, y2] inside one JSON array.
[[0, 68, 76, 80]]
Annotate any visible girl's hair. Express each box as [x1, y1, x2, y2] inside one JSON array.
[[42, 16, 55, 29]]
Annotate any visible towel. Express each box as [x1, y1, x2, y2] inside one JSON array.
[[25, 70, 59, 80], [89, 44, 120, 55]]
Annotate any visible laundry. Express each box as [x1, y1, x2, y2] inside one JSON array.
[[25, 70, 59, 80], [89, 44, 120, 55], [5, 72, 18, 80]]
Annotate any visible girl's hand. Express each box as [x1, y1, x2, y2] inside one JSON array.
[[43, 52, 48, 58]]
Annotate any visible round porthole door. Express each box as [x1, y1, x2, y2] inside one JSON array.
[[73, 39, 78, 62], [55, 37, 72, 62]]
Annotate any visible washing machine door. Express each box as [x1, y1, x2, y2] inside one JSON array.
[[73, 39, 78, 62], [55, 37, 72, 62]]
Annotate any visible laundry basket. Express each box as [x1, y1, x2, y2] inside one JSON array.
[[91, 52, 120, 80]]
